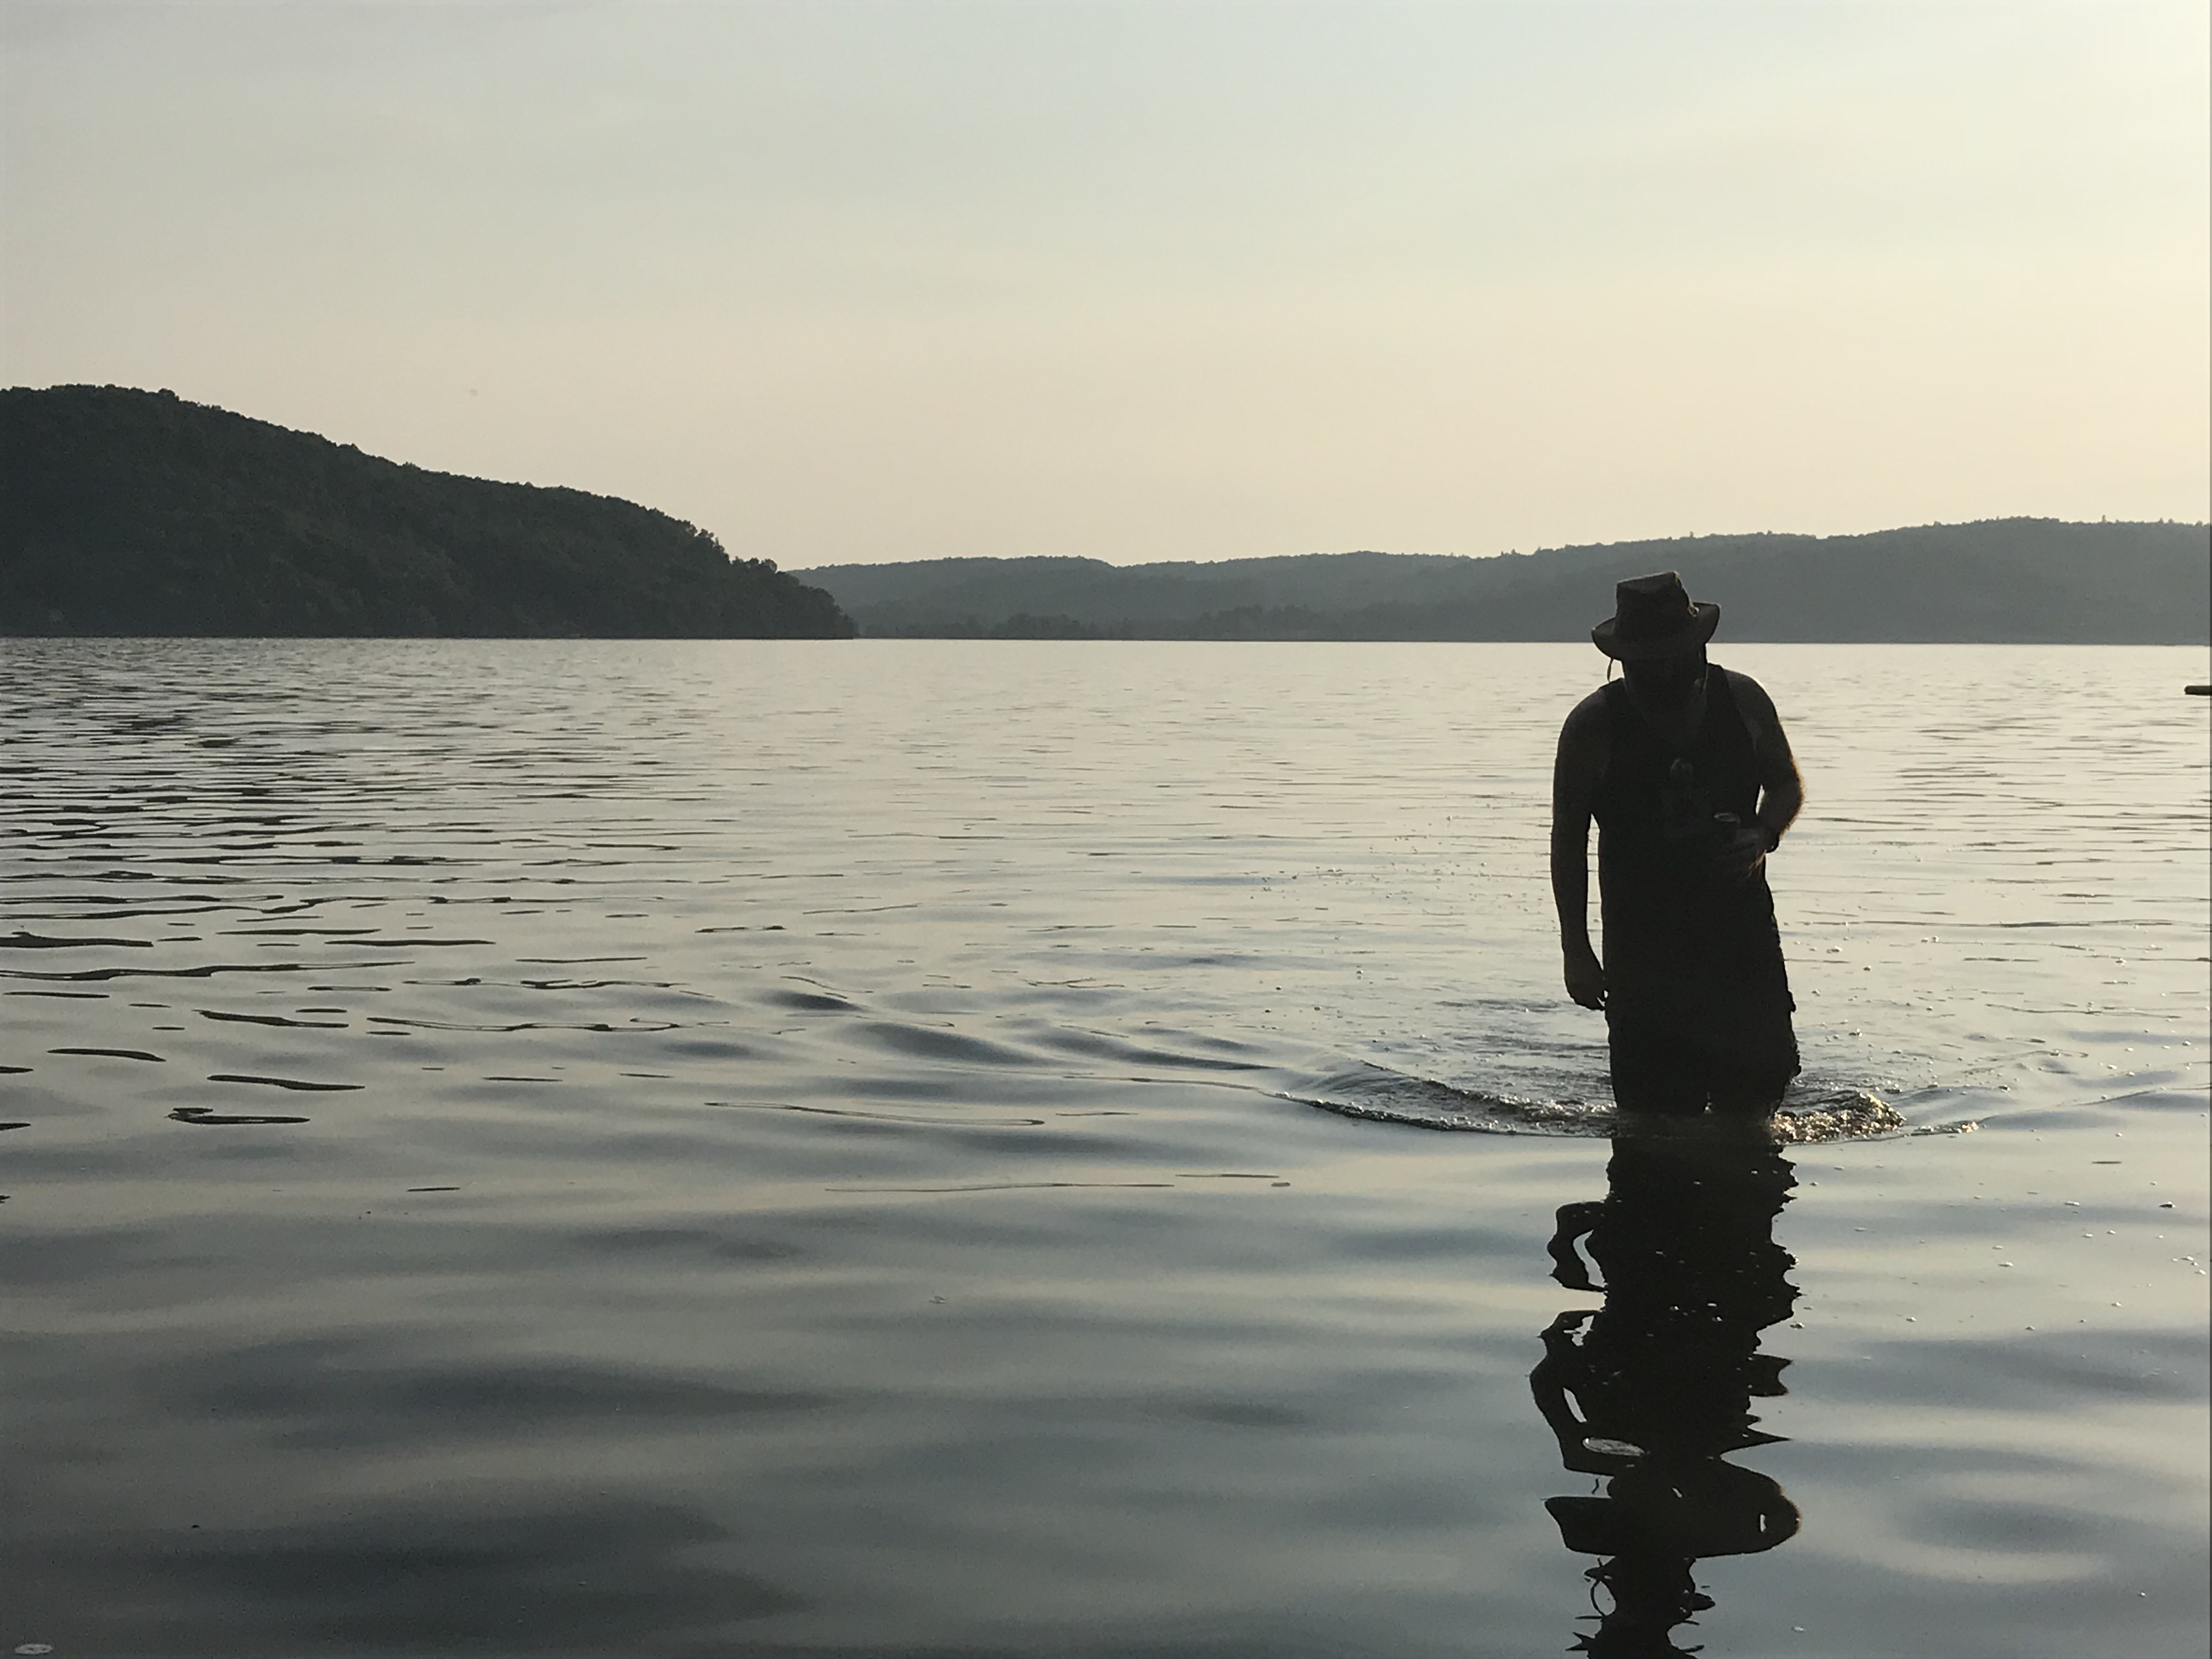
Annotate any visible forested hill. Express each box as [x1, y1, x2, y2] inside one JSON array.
[[803, 521, 2210, 643], [0, 386, 855, 637]]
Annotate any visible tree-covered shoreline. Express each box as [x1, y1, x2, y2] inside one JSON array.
[[1, 386, 855, 639], [808, 521, 2210, 644]]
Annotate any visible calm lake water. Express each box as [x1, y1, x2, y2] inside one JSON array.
[[3, 639, 2206, 1659]]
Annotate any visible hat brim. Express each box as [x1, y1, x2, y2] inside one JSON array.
[[1591, 601, 1720, 661]]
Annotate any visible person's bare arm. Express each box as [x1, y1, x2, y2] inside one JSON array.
[[1715, 670, 1802, 877], [1550, 693, 1609, 1010]]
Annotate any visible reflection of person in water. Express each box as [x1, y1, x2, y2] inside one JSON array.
[[1551, 572, 1805, 1118], [1532, 1132, 1801, 1657]]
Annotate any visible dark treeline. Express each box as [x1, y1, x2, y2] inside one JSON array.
[[805, 522, 2210, 644], [871, 612, 1135, 640], [1, 386, 855, 638]]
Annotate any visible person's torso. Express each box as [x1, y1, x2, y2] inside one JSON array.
[[1592, 665, 1763, 882]]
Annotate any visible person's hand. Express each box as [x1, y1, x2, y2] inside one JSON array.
[[1563, 944, 1607, 1011], [1713, 825, 1768, 881]]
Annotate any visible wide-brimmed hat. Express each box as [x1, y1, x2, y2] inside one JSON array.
[[1590, 571, 1720, 661]]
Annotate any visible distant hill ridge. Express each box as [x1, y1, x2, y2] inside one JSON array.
[[803, 522, 2210, 643], [1, 386, 855, 637]]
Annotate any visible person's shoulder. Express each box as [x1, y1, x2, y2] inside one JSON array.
[[1561, 685, 1614, 733], [1719, 666, 1780, 716], [1717, 667, 1792, 751], [1558, 686, 1615, 764]]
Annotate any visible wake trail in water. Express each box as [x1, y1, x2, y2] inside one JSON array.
[[1287, 1060, 1947, 1143]]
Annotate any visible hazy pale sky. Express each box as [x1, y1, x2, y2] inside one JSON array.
[[5, 2, 2206, 567]]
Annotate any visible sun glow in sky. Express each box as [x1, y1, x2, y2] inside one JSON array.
[[4, 2, 2207, 567]]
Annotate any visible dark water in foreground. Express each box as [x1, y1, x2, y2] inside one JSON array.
[[2, 640, 2206, 1659]]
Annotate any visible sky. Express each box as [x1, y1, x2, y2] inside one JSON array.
[[4, 2, 2207, 569]]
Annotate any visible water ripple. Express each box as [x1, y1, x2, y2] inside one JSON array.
[[1, 638, 2203, 1658]]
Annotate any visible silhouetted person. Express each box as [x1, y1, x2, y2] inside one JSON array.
[[1533, 1132, 1802, 1656], [1551, 573, 1804, 1117]]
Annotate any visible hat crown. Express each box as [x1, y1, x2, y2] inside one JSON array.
[[1612, 572, 1696, 641]]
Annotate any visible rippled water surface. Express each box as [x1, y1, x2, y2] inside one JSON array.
[[3, 639, 2207, 1659]]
